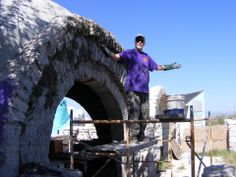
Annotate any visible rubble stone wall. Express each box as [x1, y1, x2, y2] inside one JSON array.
[[0, 1, 161, 176], [0, 8, 127, 177]]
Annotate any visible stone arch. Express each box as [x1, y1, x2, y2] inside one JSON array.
[[1, 15, 128, 177]]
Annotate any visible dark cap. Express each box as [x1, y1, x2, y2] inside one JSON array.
[[135, 33, 145, 43]]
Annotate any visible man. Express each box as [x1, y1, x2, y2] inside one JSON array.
[[102, 34, 181, 142]]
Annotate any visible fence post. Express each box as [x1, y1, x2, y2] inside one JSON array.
[[190, 106, 195, 177], [208, 111, 213, 165], [70, 109, 74, 169]]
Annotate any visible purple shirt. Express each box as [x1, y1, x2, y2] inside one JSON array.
[[119, 49, 158, 93]]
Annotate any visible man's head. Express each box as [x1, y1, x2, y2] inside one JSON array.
[[135, 33, 145, 51], [135, 34, 145, 43]]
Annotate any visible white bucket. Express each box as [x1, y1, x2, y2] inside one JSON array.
[[166, 95, 185, 109]]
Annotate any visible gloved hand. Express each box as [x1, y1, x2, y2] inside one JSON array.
[[164, 62, 181, 71], [101, 44, 114, 57]]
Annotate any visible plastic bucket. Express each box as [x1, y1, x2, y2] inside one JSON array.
[[166, 95, 184, 109]]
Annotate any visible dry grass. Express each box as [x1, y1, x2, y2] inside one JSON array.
[[205, 149, 236, 168]]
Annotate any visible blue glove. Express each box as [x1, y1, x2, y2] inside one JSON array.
[[164, 62, 181, 71]]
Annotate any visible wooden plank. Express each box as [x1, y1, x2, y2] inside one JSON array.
[[86, 139, 158, 156], [72, 117, 190, 125]]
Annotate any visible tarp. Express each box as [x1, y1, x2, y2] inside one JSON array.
[[51, 99, 69, 135]]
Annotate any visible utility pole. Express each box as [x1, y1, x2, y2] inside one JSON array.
[[234, 104, 235, 115]]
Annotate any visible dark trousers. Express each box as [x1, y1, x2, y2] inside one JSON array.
[[126, 91, 149, 139]]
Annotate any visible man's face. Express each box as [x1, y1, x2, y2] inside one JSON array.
[[135, 37, 145, 51]]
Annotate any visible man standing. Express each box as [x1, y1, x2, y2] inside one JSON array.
[[102, 34, 181, 141]]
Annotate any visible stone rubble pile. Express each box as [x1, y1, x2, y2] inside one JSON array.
[[225, 119, 236, 151], [202, 164, 235, 177]]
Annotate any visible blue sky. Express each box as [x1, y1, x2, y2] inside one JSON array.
[[53, 0, 236, 115]]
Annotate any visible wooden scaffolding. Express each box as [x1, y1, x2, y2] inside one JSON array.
[[50, 106, 196, 177]]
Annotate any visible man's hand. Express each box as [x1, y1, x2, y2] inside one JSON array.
[[164, 62, 181, 71], [101, 44, 113, 57]]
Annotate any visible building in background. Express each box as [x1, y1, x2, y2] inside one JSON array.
[[183, 90, 205, 127], [175, 90, 206, 150]]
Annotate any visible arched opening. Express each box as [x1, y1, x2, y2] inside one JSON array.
[[66, 81, 124, 143], [49, 80, 125, 177]]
